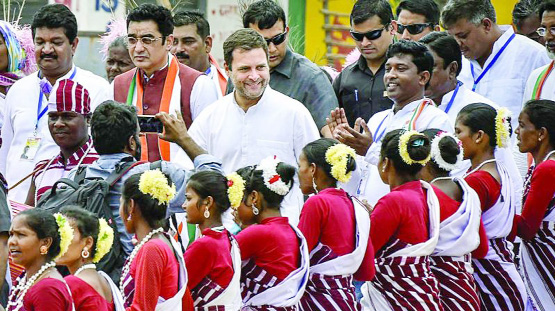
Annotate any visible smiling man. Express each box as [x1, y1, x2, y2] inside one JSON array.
[[227, 0, 337, 137], [0, 4, 110, 203], [186, 29, 319, 225], [113, 4, 219, 163], [25, 80, 99, 206]]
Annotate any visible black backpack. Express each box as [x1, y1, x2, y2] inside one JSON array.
[[36, 158, 160, 283]]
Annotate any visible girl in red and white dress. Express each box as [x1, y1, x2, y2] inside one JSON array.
[[421, 129, 488, 311], [7, 208, 74, 311], [297, 138, 374, 311], [361, 129, 442, 311], [512, 99, 555, 311], [119, 170, 193, 311], [183, 171, 242, 310], [56, 206, 122, 311], [455, 103, 527, 311], [233, 157, 309, 310]]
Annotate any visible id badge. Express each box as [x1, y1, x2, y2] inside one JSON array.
[[20, 137, 41, 161]]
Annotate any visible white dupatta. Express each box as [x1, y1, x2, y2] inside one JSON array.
[[155, 234, 189, 311]]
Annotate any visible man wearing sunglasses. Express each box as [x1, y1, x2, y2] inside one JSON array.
[[333, 0, 395, 128], [524, 1, 555, 102], [396, 0, 441, 41], [227, 0, 337, 137], [112, 4, 219, 164]]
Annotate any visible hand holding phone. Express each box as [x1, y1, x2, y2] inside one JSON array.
[[138, 115, 164, 133]]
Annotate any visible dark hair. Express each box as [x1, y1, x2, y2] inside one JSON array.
[[237, 162, 296, 208], [17, 209, 61, 260], [59, 206, 100, 259], [419, 31, 462, 76], [513, 0, 542, 30], [522, 99, 555, 146], [173, 10, 210, 39], [122, 172, 173, 228], [31, 4, 78, 42], [422, 129, 462, 174], [441, 0, 497, 28], [127, 4, 174, 43], [91, 100, 138, 155], [187, 171, 230, 216], [243, 0, 287, 29], [302, 138, 356, 181], [223, 28, 268, 70], [539, 0, 555, 20], [380, 129, 431, 175], [350, 0, 394, 26], [457, 103, 512, 148], [386, 40, 434, 74], [396, 0, 440, 26]]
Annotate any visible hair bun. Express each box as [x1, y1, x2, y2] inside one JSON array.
[[325, 143, 357, 182], [399, 130, 431, 165]]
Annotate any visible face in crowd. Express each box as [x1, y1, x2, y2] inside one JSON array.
[[127, 20, 173, 75], [227, 47, 270, 102], [105, 41, 135, 83], [248, 19, 288, 70], [171, 23, 212, 72], [384, 53, 429, 105], [539, 9, 555, 59], [396, 9, 437, 41], [351, 16, 396, 64], [34, 26, 78, 79]]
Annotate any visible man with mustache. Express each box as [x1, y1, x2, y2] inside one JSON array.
[[523, 1, 555, 101], [25, 80, 99, 206], [0, 4, 110, 203], [171, 10, 227, 98], [227, 0, 337, 137], [185, 29, 320, 225], [112, 4, 219, 164]]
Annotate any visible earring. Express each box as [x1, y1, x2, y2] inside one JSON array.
[[40, 246, 47, 255], [252, 203, 259, 215], [204, 207, 210, 219], [381, 165, 386, 173], [127, 214, 132, 221], [81, 248, 90, 259], [312, 176, 319, 194]]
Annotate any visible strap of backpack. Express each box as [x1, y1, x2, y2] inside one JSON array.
[[73, 166, 89, 185], [150, 160, 163, 170], [105, 159, 147, 187]]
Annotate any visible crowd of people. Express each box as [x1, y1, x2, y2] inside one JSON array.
[[0, 0, 553, 310]]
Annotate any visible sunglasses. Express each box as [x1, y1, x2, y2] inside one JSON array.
[[265, 31, 288, 46], [397, 23, 434, 35], [350, 26, 387, 41]]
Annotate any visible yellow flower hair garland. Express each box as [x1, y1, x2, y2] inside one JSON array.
[[226, 172, 245, 209], [138, 169, 176, 205], [53, 213, 74, 260], [92, 218, 114, 263], [325, 143, 357, 183], [495, 107, 511, 148], [398, 130, 431, 166]]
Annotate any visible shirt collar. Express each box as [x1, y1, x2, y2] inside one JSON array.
[[272, 49, 294, 79], [38, 64, 76, 92], [231, 85, 272, 112], [394, 98, 425, 115], [65, 137, 93, 165]]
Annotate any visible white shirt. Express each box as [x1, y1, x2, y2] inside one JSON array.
[[458, 27, 550, 130], [357, 98, 453, 205], [186, 86, 320, 225], [0, 65, 110, 202], [207, 64, 227, 99], [189, 74, 219, 120], [437, 82, 494, 124], [523, 61, 555, 102]]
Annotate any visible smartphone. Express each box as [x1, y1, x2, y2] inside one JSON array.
[[138, 115, 164, 133]]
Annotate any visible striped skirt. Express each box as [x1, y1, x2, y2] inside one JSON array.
[[520, 221, 555, 311], [430, 255, 480, 311], [190, 277, 226, 310], [299, 273, 359, 311], [472, 238, 527, 311], [370, 256, 442, 311], [241, 260, 297, 310]]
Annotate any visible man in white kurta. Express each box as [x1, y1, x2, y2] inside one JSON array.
[[185, 29, 320, 226], [0, 4, 110, 203]]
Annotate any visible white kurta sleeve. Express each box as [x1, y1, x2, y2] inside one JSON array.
[[293, 105, 320, 163], [0, 91, 14, 175], [190, 75, 219, 120]]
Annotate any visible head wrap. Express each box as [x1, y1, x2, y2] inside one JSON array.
[[49, 79, 91, 115], [0, 21, 36, 80]]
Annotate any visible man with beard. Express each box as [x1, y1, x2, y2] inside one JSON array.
[[186, 29, 320, 225], [0, 4, 110, 203], [112, 4, 219, 163], [524, 1, 555, 101], [171, 10, 227, 97], [70, 100, 222, 254]]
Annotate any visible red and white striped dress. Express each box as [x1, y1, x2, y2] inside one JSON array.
[[465, 160, 527, 311], [514, 157, 555, 311]]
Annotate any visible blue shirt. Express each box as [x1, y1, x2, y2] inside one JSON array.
[[68, 153, 223, 254]]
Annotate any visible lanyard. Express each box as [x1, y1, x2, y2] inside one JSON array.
[[36, 68, 76, 132], [373, 113, 390, 143], [532, 61, 554, 99], [205, 66, 212, 75], [444, 81, 462, 114], [470, 33, 515, 92]]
